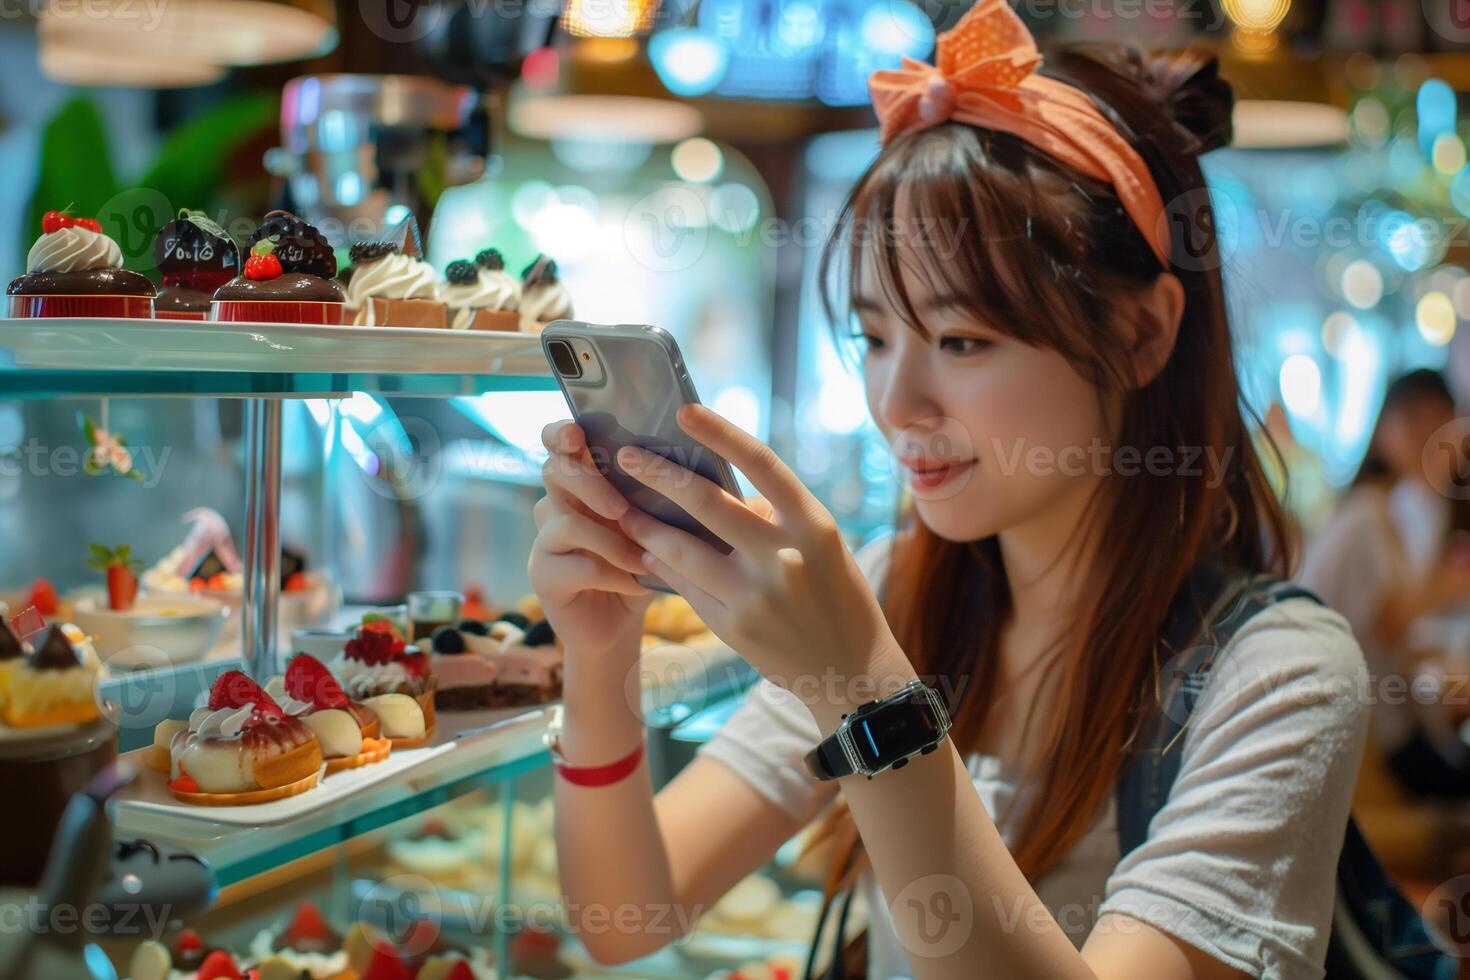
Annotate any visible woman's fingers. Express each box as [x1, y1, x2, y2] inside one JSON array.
[[541, 510, 648, 576], [618, 507, 739, 598], [614, 446, 781, 550], [541, 422, 630, 522], [531, 551, 651, 601], [637, 553, 723, 617], [675, 404, 820, 523]]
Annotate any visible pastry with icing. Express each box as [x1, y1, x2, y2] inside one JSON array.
[[8, 209, 155, 318], [518, 254, 572, 333], [329, 620, 436, 747], [249, 900, 354, 979], [211, 210, 345, 324], [265, 653, 389, 772], [2, 624, 100, 728], [439, 248, 521, 331], [167, 670, 324, 804], [345, 241, 445, 328], [152, 209, 239, 320]]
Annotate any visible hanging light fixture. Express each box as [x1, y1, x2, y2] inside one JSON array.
[[1220, 0, 1292, 54], [561, 0, 660, 39], [37, 0, 336, 68], [39, 38, 227, 88]]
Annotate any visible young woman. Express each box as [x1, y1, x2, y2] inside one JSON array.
[[528, 3, 1368, 977], [1301, 369, 1470, 803]]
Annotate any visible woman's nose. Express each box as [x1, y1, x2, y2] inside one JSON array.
[[873, 340, 940, 434]]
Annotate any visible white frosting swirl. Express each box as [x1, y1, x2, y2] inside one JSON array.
[[188, 705, 212, 729], [346, 253, 438, 310], [521, 280, 573, 324], [440, 268, 522, 329], [248, 930, 351, 978], [26, 226, 123, 274], [195, 703, 253, 740]]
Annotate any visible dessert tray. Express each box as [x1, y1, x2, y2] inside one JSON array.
[[0, 317, 549, 376], [116, 743, 457, 826]]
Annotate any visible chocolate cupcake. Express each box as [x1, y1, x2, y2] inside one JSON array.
[[211, 210, 345, 325], [8, 209, 154, 319], [519, 254, 573, 333], [153, 210, 240, 321]]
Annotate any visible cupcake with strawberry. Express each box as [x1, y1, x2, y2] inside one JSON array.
[[328, 619, 436, 748], [249, 901, 354, 979], [153, 209, 240, 321], [211, 210, 345, 324], [128, 934, 254, 980], [8, 207, 155, 318], [265, 653, 390, 772]]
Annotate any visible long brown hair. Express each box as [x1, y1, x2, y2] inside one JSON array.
[[807, 42, 1293, 906]]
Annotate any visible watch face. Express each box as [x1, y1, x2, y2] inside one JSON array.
[[852, 692, 942, 770]]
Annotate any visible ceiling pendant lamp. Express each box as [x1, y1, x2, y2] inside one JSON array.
[[39, 38, 227, 88], [37, 0, 337, 68]]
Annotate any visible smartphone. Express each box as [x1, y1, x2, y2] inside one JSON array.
[[540, 321, 745, 594]]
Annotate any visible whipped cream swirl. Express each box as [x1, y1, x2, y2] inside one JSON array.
[[194, 703, 253, 740], [521, 280, 573, 324], [27, 226, 124, 274], [440, 268, 522, 330], [346, 253, 438, 315]]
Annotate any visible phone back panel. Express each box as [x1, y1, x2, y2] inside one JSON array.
[[542, 322, 742, 554]]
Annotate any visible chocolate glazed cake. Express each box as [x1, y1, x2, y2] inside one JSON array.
[[211, 210, 345, 324], [9, 215, 154, 318], [153, 210, 240, 319]]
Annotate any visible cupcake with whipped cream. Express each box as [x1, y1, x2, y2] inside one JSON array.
[[518, 254, 572, 333], [344, 241, 445, 328], [440, 248, 522, 331], [9, 209, 154, 318]]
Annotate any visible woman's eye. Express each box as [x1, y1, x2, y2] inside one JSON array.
[[940, 336, 992, 355]]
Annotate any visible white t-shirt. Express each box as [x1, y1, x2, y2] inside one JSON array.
[[697, 535, 1370, 980]]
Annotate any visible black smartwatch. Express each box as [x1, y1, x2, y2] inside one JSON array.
[[804, 680, 952, 780]]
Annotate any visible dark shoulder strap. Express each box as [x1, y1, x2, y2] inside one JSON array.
[[1116, 574, 1322, 856]]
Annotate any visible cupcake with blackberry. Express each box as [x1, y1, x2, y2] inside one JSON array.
[[152, 210, 239, 320], [518, 254, 572, 333], [439, 248, 522, 332], [344, 241, 445, 328], [211, 210, 345, 324], [9, 208, 154, 318]]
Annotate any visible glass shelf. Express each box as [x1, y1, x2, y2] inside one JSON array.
[[0, 318, 557, 399]]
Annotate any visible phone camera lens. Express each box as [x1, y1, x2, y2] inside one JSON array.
[[548, 340, 581, 378]]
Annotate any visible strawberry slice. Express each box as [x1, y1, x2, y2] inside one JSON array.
[[283, 900, 331, 944], [27, 579, 58, 616], [208, 669, 283, 714], [195, 949, 242, 980], [285, 654, 349, 709], [360, 942, 411, 980]]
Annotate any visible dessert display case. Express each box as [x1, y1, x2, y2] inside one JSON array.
[[0, 317, 811, 979]]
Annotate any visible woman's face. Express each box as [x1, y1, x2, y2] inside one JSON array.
[[856, 255, 1121, 543], [1382, 396, 1456, 485]]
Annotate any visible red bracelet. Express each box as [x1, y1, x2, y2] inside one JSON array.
[[552, 741, 644, 787]]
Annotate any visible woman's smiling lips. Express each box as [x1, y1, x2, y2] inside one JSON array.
[[900, 457, 976, 490]]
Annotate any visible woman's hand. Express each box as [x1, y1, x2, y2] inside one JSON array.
[[528, 420, 656, 658], [612, 403, 910, 706]]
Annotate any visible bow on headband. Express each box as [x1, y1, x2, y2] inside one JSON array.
[[868, 0, 1171, 268]]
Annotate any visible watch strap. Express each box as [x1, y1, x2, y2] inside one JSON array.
[[805, 731, 853, 781]]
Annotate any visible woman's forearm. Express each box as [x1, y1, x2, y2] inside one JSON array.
[[554, 624, 684, 963], [808, 645, 1094, 980]]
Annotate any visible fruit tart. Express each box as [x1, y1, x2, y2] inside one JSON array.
[[329, 620, 436, 748], [167, 670, 324, 805], [127, 932, 246, 980], [212, 210, 345, 324], [249, 900, 353, 979], [153, 209, 240, 320], [266, 653, 390, 773], [8, 209, 155, 318]]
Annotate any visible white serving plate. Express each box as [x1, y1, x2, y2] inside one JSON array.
[[115, 742, 456, 826]]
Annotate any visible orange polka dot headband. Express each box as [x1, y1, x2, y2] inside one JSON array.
[[868, 0, 1171, 268]]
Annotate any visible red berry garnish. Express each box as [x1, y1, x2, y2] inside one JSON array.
[[208, 669, 283, 714], [285, 654, 349, 710], [76, 217, 102, 232], [244, 237, 283, 281], [361, 942, 412, 980], [42, 211, 68, 234], [195, 949, 242, 980], [27, 578, 58, 616], [284, 900, 330, 942], [345, 620, 407, 666], [284, 571, 309, 592], [176, 929, 204, 953]]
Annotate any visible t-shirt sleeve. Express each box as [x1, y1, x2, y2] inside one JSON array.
[[1098, 599, 1371, 979], [694, 533, 895, 824]]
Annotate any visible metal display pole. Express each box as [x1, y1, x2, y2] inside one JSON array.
[[242, 399, 283, 680]]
